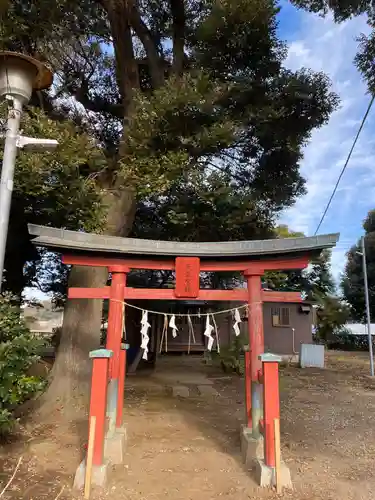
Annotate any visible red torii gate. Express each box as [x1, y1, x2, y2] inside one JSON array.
[[28, 225, 339, 490]]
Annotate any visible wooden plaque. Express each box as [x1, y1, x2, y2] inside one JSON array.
[[175, 257, 200, 298]]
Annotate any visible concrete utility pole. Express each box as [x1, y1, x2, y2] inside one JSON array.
[[0, 52, 55, 292], [361, 235, 374, 377]]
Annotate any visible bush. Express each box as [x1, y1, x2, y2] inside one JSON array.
[[216, 332, 245, 375], [326, 332, 371, 351], [0, 294, 46, 436]]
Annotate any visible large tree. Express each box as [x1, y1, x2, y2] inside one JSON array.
[[1, 0, 338, 420], [341, 209, 375, 321]]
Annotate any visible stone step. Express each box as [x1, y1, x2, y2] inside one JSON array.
[[172, 385, 190, 398], [197, 385, 219, 397]]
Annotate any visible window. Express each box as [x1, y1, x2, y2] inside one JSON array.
[[271, 307, 290, 327]]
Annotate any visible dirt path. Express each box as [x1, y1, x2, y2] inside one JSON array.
[[1, 352, 375, 499]]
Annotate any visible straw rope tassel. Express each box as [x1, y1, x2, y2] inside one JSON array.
[[187, 313, 196, 355], [159, 314, 168, 354], [211, 313, 220, 354], [188, 315, 196, 344], [188, 313, 191, 355], [165, 315, 168, 352]]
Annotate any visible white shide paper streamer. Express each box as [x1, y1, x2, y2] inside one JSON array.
[[204, 314, 215, 351], [233, 308, 242, 336], [140, 310, 151, 360], [169, 315, 178, 338]]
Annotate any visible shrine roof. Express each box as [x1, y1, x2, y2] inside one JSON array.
[[28, 224, 339, 260]]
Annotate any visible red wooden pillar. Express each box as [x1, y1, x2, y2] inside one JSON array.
[[88, 349, 112, 466], [244, 270, 264, 437], [106, 265, 128, 433], [106, 266, 128, 379], [260, 353, 282, 468], [116, 343, 129, 428]]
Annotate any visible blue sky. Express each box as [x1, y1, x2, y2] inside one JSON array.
[[277, 2, 374, 282]]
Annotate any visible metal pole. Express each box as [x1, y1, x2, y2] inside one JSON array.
[[0, 97, 22, 292], [362, 235, 374, 376]]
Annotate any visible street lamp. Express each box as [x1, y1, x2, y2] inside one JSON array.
[[0, 51, 56, 292], [356, 235, 374, 376]]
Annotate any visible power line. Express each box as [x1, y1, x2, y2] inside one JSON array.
[[314, 95, 375, 236]]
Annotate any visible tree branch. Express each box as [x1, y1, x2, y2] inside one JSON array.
[[100, 1, 140, 119], [68, 80, 124, 118], [170, 0, 185, 75], [28, 92, 68, 123], [130, 3, 165, 88]]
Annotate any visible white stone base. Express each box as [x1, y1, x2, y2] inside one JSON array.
[[104, 426, 127, 465], [254, 458, 293, 489], [73, 460, 108, 490], [240, 425, 264, 468]]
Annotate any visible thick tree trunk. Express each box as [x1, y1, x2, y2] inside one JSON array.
[[39, 0, 141, 426], [39, 189, 136, 422], [40, 265, 108, 415], [35, 0, 164, 455], [170, 0, 185, 75]]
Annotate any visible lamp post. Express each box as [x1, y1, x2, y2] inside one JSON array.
[[357, 236, 374, 377], [0, 51, 55, 292]]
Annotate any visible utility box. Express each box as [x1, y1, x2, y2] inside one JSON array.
[[300, 343, 325, 368]]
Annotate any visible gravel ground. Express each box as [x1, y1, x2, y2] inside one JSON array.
[[1, 351, 375, 500]]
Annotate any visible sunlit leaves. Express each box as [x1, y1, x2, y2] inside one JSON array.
[[0, 104, 105, 232], [290, 0, 374, 23]]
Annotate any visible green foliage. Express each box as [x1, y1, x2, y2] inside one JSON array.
[[0, 0, 109, 54], [0, 1, 339, 305], [342, 209, 375, 321], [0, 294, 46, 435], [289, 0, 374, 21], [306, 249, 349, 341], [314, 295, 350, 341], [326, 330, 371, 351], [307, 250, 336, 299], [216, 331, 246, 375], [264, 225, 344, 339], [1, 0, 339, 215], [264, 225, 305, 290], [4, 105, 105, 232], [133, 170, 274, 242], [266, 241, 336, 299], [273, 224, 304, 239], [0, 103, 105, 295]]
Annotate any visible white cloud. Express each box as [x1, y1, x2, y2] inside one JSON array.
[[280, 10, 374, 282]]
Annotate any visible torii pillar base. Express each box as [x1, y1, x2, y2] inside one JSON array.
[[254, 458, 292, 489], [73, 461, 108, 490], [240, 426, 292, 489], [104, 425, 127, 465], [240, 425, 264, 468]]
